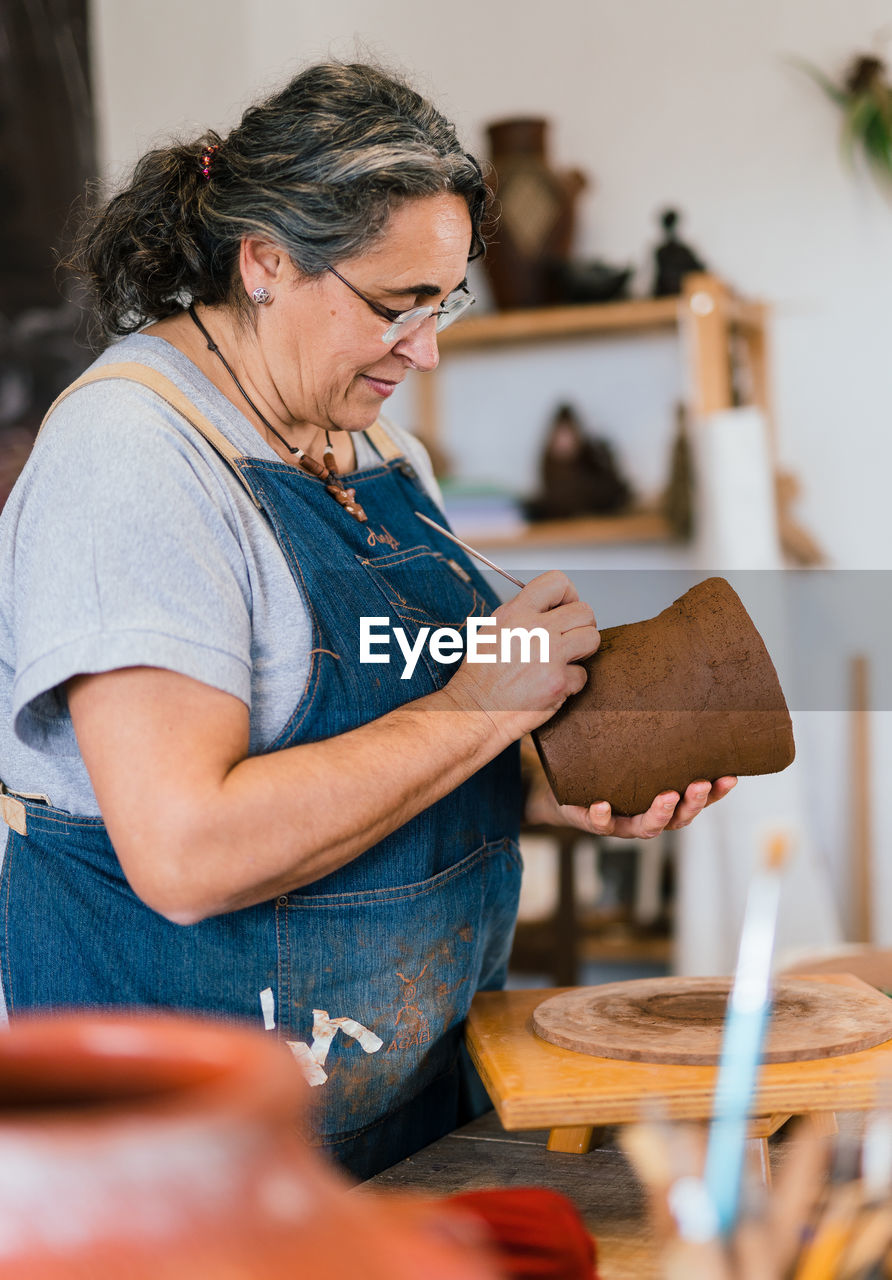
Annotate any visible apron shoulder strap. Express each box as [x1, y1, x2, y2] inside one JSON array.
[[39, 361, 262, 509], [364, 418, 404, 462]]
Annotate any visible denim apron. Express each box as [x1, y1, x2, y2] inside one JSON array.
[[0, 365, 522, 1179]]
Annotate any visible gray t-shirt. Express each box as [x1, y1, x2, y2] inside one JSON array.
[[0, 331, 443, 836]]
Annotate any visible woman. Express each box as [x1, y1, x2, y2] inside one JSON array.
[[0, 62, 734, 1178]]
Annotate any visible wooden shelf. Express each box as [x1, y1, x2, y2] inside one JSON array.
[[438, 295, 681, 351], [455, 509, 674, 549], [419, 275, 823, 560], [578, 929, 673, 966], [512, 919, 672, 973]]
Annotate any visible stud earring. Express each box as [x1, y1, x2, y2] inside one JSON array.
[[251, 286, 271, 304]]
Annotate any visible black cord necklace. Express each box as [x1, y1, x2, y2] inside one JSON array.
[[187, 304, 367, 523]]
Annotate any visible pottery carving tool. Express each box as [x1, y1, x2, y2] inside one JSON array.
[[414, 511, 527, 589], [703, 829, 793, 1237]]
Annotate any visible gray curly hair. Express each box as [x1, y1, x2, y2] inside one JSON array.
[[75, 62, 490, 338]]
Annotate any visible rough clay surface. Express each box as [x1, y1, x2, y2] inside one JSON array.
[[533, 577, 795, 813]]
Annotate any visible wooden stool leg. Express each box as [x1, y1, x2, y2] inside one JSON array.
[[743, 1114, 792, 1188], [745, 1136, 773, 1188], [805, 1111, 839, 1138], [748, 1113, 792, 1140], [547, 1125, 595, 1154]]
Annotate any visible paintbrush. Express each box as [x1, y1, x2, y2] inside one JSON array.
[[414, 511, 527, 589], [831, 1104, 892, 1280], [703, 829, 793, 1237], [792, 1182, 863, 1280], [837, 1204, 892, 1280], [763, 1119, 830, 1277]]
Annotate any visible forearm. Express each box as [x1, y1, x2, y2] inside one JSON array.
[[70, 572, 599, 924], [151, 686, 510, 922]]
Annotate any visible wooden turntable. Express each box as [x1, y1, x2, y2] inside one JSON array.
[[531, 976, 892, 1064]]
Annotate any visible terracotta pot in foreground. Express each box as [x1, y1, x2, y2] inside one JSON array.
[[0, 1012, 496, 1279], [533, 577, 795, 815]]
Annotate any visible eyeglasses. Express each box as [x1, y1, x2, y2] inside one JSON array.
[[325, 264, 475, 343]]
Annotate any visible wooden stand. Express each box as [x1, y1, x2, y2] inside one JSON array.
[[466, 974, 892, 1159]]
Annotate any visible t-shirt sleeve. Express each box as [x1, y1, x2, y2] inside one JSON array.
[[11, 381, 254, 751]]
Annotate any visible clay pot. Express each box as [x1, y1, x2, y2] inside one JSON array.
[[484, 118, 586, 310], [533, 577, 795, 815], [0, 1012, 496, 1279]]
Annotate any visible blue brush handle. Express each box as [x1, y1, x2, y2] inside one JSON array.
[[703, 998, 772, 1233], [704, 869, 782, 1236]]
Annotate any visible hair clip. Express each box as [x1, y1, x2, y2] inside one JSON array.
[[200, 144, 219, 181]]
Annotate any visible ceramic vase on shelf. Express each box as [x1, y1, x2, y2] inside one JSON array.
[[533, 577, 795, 815], [484, 118, 587, 310], [0, 1012, 497, 1280]]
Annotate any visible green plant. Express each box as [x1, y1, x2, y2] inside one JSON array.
[[796, 54, 892, 191]]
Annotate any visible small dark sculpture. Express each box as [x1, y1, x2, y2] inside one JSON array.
[[653, 209, 706, 297], [525, 404, 632, 520], [551, 259, 634, 305]]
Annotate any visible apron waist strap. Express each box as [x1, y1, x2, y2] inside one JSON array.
[[0, 782, 50, 836]]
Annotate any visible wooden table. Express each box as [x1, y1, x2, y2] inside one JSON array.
[[466, 975, 892, 1161], [365, 1109, 661, 1279], [365, 1107, 855, 1280], [783, 947, 892, 991]]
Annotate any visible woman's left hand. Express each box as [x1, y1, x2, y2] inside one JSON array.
[[526, 776, 738, 840]]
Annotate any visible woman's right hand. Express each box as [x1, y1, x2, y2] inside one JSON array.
[[443, 570, 600, 744]]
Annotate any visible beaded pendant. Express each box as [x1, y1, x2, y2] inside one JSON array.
[[297, 443, 367, 523]]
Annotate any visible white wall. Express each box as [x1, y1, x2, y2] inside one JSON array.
[[90, 0, 892, 954], [92, 0, 892, 568]]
